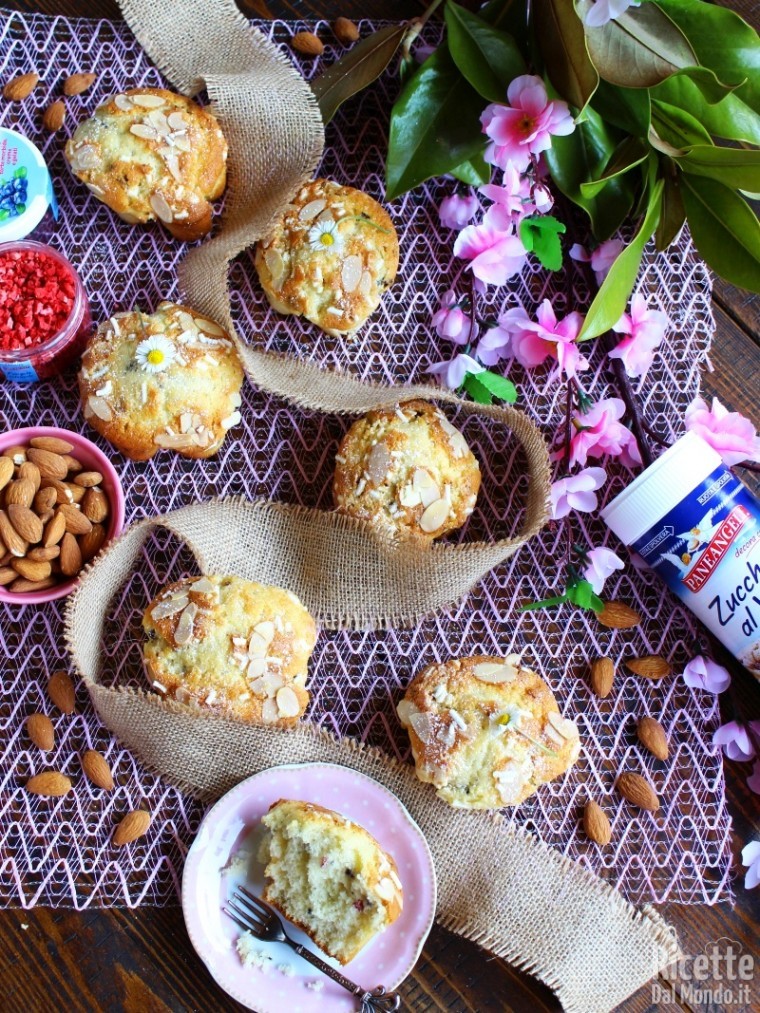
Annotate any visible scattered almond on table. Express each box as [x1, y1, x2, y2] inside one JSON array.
[[291, 31, 324, 56], [26, 771, 71, 797], [637, 716, 669, 761], [596, 600, 641, 629], [589, 656, 614, 698], [26, 713, 55, 751], [63, 72, 96, 96], [616, 771, 659, 812], [113, 809, 152, 847], [2, 71, 39, 101], [333, 17, 359, 44], [625, 655, 671, 680], [583, 799, 612, 846], [42, 99, 66, 132], [47, 669, 76, 715], [81, 749, 115, 791]]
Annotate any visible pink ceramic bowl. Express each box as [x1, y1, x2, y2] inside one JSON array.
[[0, 426, 125, 605]]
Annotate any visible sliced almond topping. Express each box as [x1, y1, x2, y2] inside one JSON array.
[[194, 317, 225, 336], [114, 94, 134, 111], [341, 254, 363, 293], [412, 468, 440, 508], [174, 602, 197, 646], [359, 270, 372, 298], [276, 686, 300, 718], [396, 699, 416, 725], [410, 710, 434, 744], [129, 122, 158, 140], [261, 697, 279, 723], [190, 576, 216, 594], [264, 248, 286, 288], [150, 192, 174, 223], [375, 877, 396, 902], [167, 111, 186, 130], [472, 661, 518, 684], [247, 658, 267, 681], [398, 484, 422, 508], [131, 93, 166, 108], [298, 198, 327, 221], [221, 411, 241, 431], [177, 311, 197, 333], [547, 711, 579, 742], [262, 672, 285, 696], [419, 498, 450, 534], [366, 443, 392, 484], [248, 632, 268, 659], [254, 620, 275, 644], [151, 595, 189, 620], [437, 414, 470, 458], [87, 396, 112, 421]]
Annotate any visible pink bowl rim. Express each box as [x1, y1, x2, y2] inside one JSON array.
[[0, 426, 125, 605]]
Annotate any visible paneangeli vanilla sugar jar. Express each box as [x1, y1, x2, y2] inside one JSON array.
[[602, 431, 760, 679]]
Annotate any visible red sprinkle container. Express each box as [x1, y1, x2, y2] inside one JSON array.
[[0, 239, 92, 383]]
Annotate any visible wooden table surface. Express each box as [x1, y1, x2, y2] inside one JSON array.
[[2, 1, 759, 1011]]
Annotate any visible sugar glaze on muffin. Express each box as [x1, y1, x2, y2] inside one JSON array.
[[398, 654, 581, 808], [333, 399, 480, 544], [255, 178, 399, 337], [65, 87, 227, 241], [78, 301, 244, 461], [142, 575, 318, 727]]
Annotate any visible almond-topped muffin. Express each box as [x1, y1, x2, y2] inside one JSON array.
[[142, 574, 318, 727], [254, 178, 398, 337], [65, 87, 227, 241], [78, 301, 244, 461], [397, 655, 581, 808], [333, 399, 481, 544]]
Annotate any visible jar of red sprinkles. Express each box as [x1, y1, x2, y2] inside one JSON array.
[[0, 240, 92, 383]]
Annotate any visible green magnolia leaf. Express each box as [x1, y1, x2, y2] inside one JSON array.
[[654, 75, 760, 146], [445, 2, 525, 103], [462, 372, 494, 404], [519, 215, 566, 271], [656, 0, 760, 114], [651, 99, 712, 150], [580, 136, 648, 198], [386, 47, 489, 201], [449, 152, 492, 187], [579, 178, 664, 340], [479, 0, 530, 57], [578, 0, 697, 88], [681, 174, 760, 293], [534, 0, 598, 111], [475, 369, 518, 403], [678, 145, 760, 194], [543, 104, 633, 240], [311, 24, 407, 125], [654, 174, 685, 251], [673, 67, 739, 106], [591, 80, 651, 136]]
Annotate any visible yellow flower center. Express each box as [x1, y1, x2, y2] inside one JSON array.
[[147, 349, 165, 365], [497, 714, 512, 726], [320, 232, 335, 247]]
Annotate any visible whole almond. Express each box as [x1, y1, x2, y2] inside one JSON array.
[[596, 601, 641, 630], [30, 436, 74, 455], [291, 31, 324, 56], [60, 454, 83, 474], [34, 487, 58, 514], [0, 510, 28, 557], [3, 72, 39, 101], [26, 713, 55, 751], [48, 669, 76, 714], [43, 510, 67, 547], [589, 657, 614, 698], [617, 771, 659, 811], [27, 448, 68, 482], [583, 799, 612, 845], [11, 575, 57, 593], [18, 461, 41, 492], [0, 566, 16, 586], [0, 457, 14, 491], [74, 471, 103, 488], [333, 17, 360, 43], [625, 655, 671, 680], [637, 716, 669, 760], [28, 545, 60, 562], [5, 478, 35, 508], [67, 483, 85, 504], [82, 749, 114, 790], [43, 478, 75, 504], [82, 487, 108, 523], [79, 523, 106, 562], [8, 503, 43, 543], [60, 503, 92, 536], [42, 99, 66, 132], [63, 72, 96, 96], [60, 532, 83, 576], [113, 809, 152, 847], [3, 445, 27, 465], [26, 771, 71, 796], [12, 557, 51, 582]]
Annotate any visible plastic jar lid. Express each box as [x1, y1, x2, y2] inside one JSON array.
[[0, 128, 55, 242], [601, 431, 723, 545]]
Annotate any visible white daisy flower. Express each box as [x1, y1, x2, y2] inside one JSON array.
[[308, 219, 343, 253], [493, 704, 526, 733], [135, 334, 176, 373]]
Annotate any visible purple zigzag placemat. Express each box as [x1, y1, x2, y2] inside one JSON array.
[[0, 9, 733, 909]]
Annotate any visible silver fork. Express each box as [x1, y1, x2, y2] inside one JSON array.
[[224, 886, 402, 1012]]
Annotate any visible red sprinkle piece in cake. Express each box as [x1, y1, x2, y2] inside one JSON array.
[[0, 247, 76, 351]]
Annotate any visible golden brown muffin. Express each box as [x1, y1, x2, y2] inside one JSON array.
[[64, 87, 227, 241], [78, 301, 244, 461], [259, 800, 403, 964], [333, 399, 481, 544], [142, 575, 318, 727], [254, 178, 398, 337], [397, 655, 581, 808]]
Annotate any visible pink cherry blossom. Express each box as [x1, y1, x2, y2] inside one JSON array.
[[480, 163, 533, 229], [748, 760, 760, 796], [427, 352, 483, 390], [453, 222, 527, 286], [713, 721, 756, 762], [569, 238, 623, 285], [682, 655, 731, 694], [439, 191, 479, 230], [584, 0, 640, 28], [609, 294, 669, 377], [567, 397, 641, 469], [583, 546, 624, 594], [531, 182, 554, 213], [684, 396, 760, 467], [432, 290, 477, 345], [476, 322, 512, 366], [481, 75, 574, 172], [550, 466, 607, 520], [498, 298, 588, 380], [742, 840, 760, 889]]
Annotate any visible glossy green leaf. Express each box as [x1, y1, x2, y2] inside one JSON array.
[[445, 2, 525, 103], [479, 0, 530, 56], [312, 24, 407, 125], [519, 215, 566, 272], [534, 0, 598, 111], [654, 75, 760, 146], [565, 579, 604, 612], [590, 80, 651, 136], [654, 174, 685, 251], [474, 369, 518, 403], [678, 145, 760, 193], [449, 151, 491, 187], [386, 47, 489, 201], [651, 99, 712, 151], [578, 0, 697, 88], [579, 179, 664, 339], [681, 174, 760, 293], [580, 136, 648, 197], [462, 372, 494, 405]]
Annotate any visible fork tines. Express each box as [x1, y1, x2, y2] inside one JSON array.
[[224, 894, 267, 937]]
